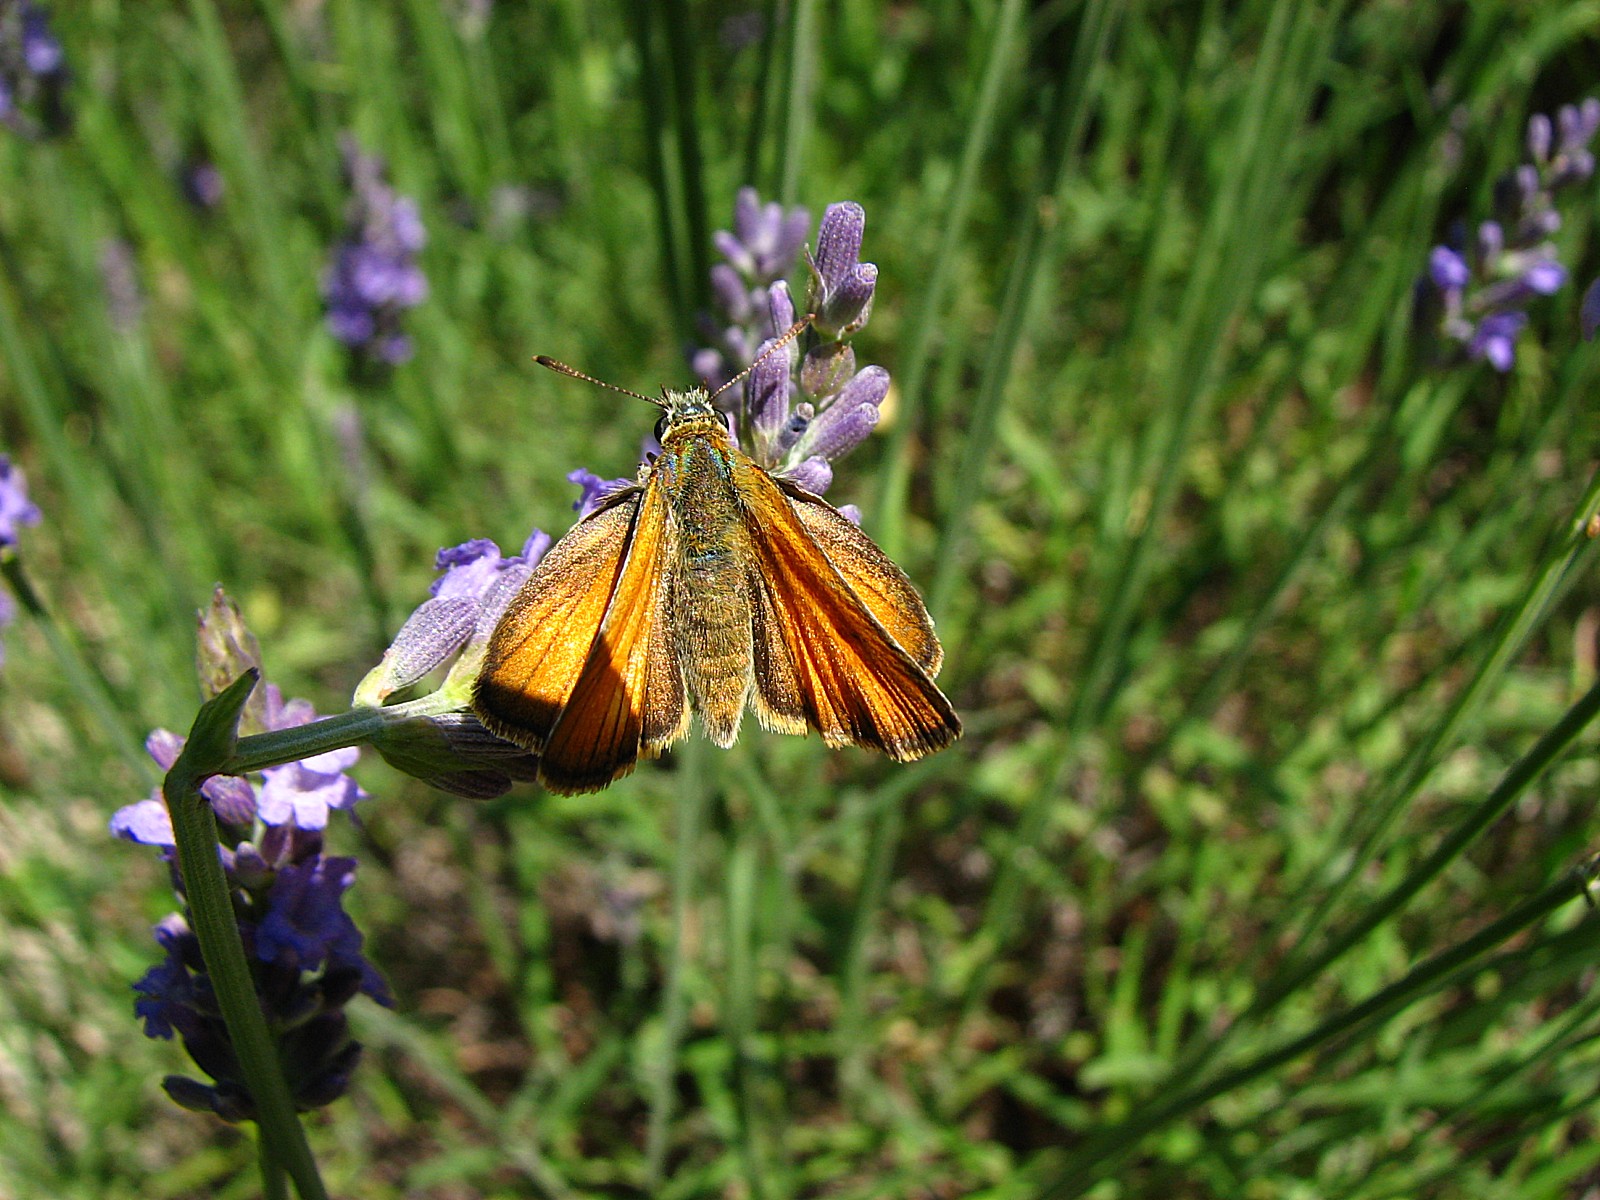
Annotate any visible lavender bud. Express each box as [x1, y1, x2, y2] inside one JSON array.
[[796, 366, 888, 464], [1527, 113, 1553, 163], [785, 456, 833, 495], [801, 342, 857, 400], [746, 337, 793, 454], [1475, 222, 1503, 267], [711, 263, 750, 323], [771, 403, 813, 459], [767, 280, 797, 343], [1582, 277, 1600, 341]]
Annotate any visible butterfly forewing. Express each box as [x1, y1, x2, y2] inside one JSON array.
[[473, 488, 642, 751], [538, 475, 689, 792], [737, 458, 962, 761]]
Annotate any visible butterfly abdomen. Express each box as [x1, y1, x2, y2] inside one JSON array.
[[667, 436, 756, 747]]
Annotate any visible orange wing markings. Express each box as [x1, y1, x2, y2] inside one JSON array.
[[781, 479, 943, 674], [540, 476, 687, 793], [473, 489, 641, 751], [739, 462, 961, 761]]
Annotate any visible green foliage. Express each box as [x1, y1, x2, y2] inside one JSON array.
[[3, 1, 1600, 1196]]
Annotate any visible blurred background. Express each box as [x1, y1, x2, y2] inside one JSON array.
[[4, 1, 1600, 1196]]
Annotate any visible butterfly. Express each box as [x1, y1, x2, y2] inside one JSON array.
[[472, 329, 961, 794]]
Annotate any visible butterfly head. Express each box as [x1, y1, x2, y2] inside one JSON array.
[[654, 386, 726, 445]]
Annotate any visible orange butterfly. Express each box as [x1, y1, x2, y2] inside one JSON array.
[[472, 334, 960, 794]]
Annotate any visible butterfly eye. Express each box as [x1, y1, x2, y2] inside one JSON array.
[[653, 415, 669, 443]]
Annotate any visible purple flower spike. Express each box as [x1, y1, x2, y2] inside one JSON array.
[[322, 138, 427, 367], [0, 455, 42, 548], [1419, 97, 1600, 367], [1527, 112, 1553, 163], [110, 796, 176, 847], [716, 187, 810, 283], [785, 456, 833, 496]]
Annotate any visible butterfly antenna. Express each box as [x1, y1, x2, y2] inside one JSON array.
[[534, 355, 665, 408], [707, 313, 815, 405]]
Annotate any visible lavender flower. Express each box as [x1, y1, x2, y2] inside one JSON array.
[[113, 599, 389, 1121], [0, 454, 41, 549], [0, 1, 69, 138], [695, 198, 887, 509], [354, 529, 548, 797], [1419, 98, 1600, 370], [693, 187, 812, 391], [322, 136, 428, 366]]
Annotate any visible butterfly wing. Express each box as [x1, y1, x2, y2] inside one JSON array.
[[473, 485, 672, 752], [537, 471, 688, 793], [782, 479, 943, 675], [739, 463, 961, 761]]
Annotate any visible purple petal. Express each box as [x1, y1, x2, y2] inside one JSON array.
[[111, 796, 176, 847], [1428, 246, 1469, 292], [568, 468, 632, 517], [783, 456, 833, 495]]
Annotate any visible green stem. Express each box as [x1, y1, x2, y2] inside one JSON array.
[[645, 735, 710, 1186], [165, 672, 328, 1200], [226, 692, 463, 775]]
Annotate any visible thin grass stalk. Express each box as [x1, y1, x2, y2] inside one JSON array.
[[1271, 673, 1600, 1006], [873, 0, 1028, 560], [836, 800, 904, 1102], [350, 1003, 574, 1197], [1157, 668, 1600, 1124], [645, 734, 711, 1187], [1143, 379, 1439, 767], [627, 0, 688, 329], [1066, 0, 1329, 734], [661, 0, 710, 315], [0, 557, 152, 781], [740, 0, 787, 191], [776, 0, 817, 207], [1036, 862, 1597, 1197]]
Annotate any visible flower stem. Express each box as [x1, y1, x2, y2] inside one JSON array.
[[164, 671, 328, 1200], [226, 692, 463, 774]]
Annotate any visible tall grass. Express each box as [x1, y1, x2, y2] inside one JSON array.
[[2, 1, 1600, 1197]]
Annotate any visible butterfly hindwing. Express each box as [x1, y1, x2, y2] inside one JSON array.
[[738, 460, 961, 761], [781, 479, 943, 674]]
